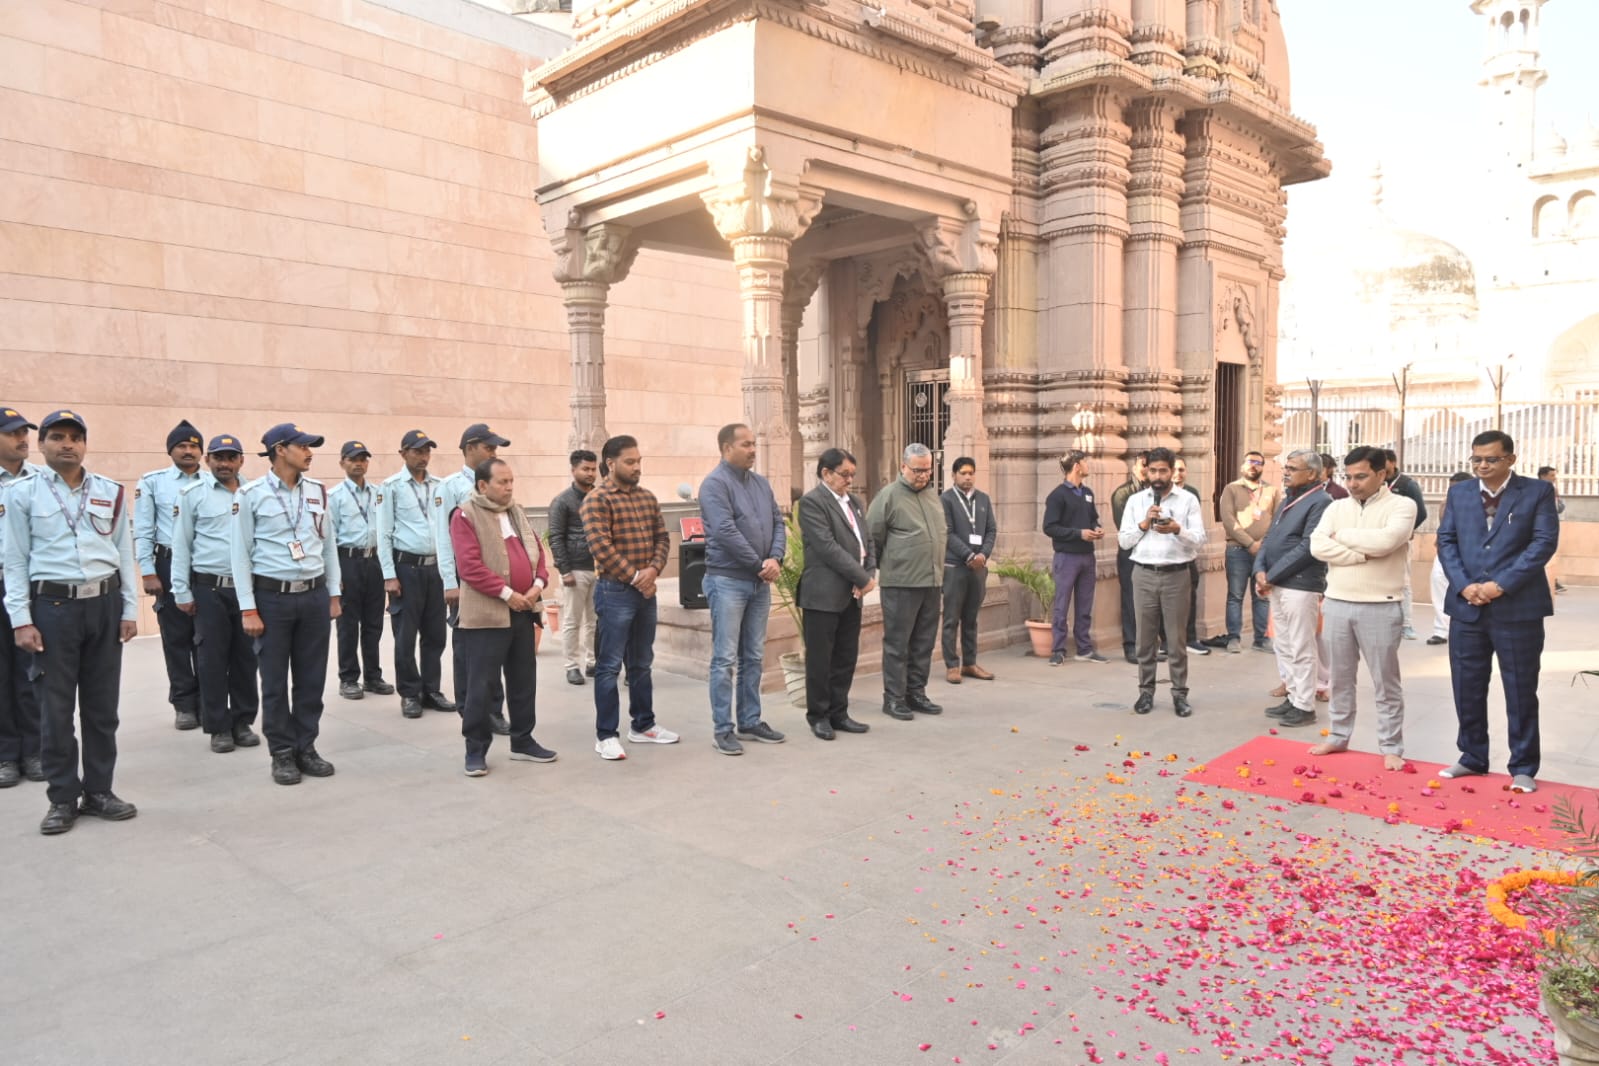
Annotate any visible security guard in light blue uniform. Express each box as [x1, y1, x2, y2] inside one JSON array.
[[437, 423, 511, 735], [136, 420, 204, 730], [377, 429, 453, 718], [329, 441, 392, 700], [3, 410, 140, 836], [232, 423, 341, 787], [171, 434, 260, 754], [0, 405, 48, 789]]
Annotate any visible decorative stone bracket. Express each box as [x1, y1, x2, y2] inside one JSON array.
[[702, 147, 825, 242]]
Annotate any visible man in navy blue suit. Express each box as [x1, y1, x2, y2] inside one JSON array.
[[1435, 430, 1559, 793]]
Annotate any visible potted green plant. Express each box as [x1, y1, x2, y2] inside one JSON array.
[[772, 510, 807, 708], [991, 558, 1054, 658], [1526, 797, 1599, 1064]]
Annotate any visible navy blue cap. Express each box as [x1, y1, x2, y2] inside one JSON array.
[[258, 423, 325, 457], [207, 434, 244, 455], [38, 409, 87, 433], [341, 440, 372, 460], [459, 423, 510, 448], [0, 406, 36, 433], [400, 429, 437, 450]]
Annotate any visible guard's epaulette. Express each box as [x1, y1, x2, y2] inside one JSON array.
[[178, 478, 207, 497], [237, 477, 268, 496], [381, 469, 409, 484]]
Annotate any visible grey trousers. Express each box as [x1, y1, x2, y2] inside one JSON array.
[[940, 565, 984, 668], [1133, 564, 1191, 698], [1323, 598, 1405, 755], [880, 586, 941, 701]]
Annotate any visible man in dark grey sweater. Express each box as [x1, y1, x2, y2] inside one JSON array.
[[548, 449, 598, 686], [940, 457, 997, 683], [1042, 450, 1106, 666]]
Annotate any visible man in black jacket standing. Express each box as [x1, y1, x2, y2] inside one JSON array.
[[1253, 449, 1333, 727], [548, 449, 598, 686], [1042, 451, 1106, 666], [940, 457, 997, 684], [796, 449, 876, 740]]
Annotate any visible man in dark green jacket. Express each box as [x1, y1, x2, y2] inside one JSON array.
[[867, 444, 947, 721]]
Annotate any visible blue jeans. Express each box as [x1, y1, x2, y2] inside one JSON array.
[[703, 573, 770, 736], [1224, 543, 1268, 643], [592, 578, 657, 741]]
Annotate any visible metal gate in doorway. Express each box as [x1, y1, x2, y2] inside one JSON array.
[[902, 369, 949, 492]]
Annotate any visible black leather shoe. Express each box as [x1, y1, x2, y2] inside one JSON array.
[[489, 712, 511, 736], [1134, 693, 1154, 715], [22, 755, 44, 781], [1173, 697, 1193, 718], [1123, 649, 1138, 664], [422, 692, 456, 712], [566, 668, 585, 686], [232, 723, 260, 748], [339, 681, 363, 700], [1264, 699, 1295, 718], [271, 751, 302, 785], [174, 709, 200, 731], [809, 719, 836, 741], [906, 694, 943, 715], [80, 791, 137, 820], [401, 697, 424, 719], [0, 761, 19, 788], [1425, 636, 1447, 646], [364, 679, 396, 695], [296, 747, 335, 777], [210, 732, 236, 753], [584, 664, 596, 677], [833, 716, 870, 734], [1278, 707, 1315, 727], [883, 698, 914, 721], [40, 802, 78, 835]]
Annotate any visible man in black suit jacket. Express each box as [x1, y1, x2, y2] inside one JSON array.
[[796, 448, 876, 741], [940, 456, 998, 683], [1436, 430, 1560, 793]]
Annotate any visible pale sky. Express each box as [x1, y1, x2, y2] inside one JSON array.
[[1280, 0, 1599, 271]]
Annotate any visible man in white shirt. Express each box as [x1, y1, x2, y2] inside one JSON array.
[[1117, 447, 1207, 717]]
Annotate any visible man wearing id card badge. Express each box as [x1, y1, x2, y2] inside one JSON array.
[[939, 457, 997, 684], [3, 410, 140, 835], [135, 420, 204, 731], [329, 441, 393, 702], [378, 430, 453, 720], [0, 405, 48, 790], [232, 423, 341, 787]]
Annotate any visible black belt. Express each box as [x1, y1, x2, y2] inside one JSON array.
[[31, 574, 123, 599], [253, 575, 326, 594], [154, 544, 173, 559], [339, 546, 378, 559], [191, 572, 236, 590], [1134, 562, 1187, 573], [394, 551, 437, 567]]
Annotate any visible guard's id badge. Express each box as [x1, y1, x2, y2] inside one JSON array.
[[288, 540, 306, 561], [969, 533, 983, 545]]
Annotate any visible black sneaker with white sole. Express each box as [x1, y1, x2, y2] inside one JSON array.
[[509, 741, 558, 763]]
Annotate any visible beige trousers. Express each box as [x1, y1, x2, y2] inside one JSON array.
[[1270, 587, 1321, 711], [561, 569, 597, 671]]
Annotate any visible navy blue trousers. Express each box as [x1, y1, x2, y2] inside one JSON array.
[[1448, 616, 1545, 778], [255, 586, 330, 755], [32, 591, 124, 805], [194, 583, 259, 735], [153, 551, 199, 712], [0, 592, 43, 764]]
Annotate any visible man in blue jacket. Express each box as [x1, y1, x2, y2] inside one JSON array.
[[699, 423, 786, 755], [1436, 430, 1559, 793], [1253, 449, 1332, 727]]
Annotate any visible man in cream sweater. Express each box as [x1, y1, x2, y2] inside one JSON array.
[[1307, 446, 1418, 770]]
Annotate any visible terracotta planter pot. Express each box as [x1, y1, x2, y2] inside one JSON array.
[[1024, 618, 1053, 658], [779, 651, 807, 709], [1545, 991, 1599, 1066]]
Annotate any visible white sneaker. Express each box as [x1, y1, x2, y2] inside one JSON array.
[[626, 726, 680, 744], [595, 737, 627, 760]]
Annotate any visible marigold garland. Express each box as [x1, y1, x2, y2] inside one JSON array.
[[1485, 869, 1579, 931]]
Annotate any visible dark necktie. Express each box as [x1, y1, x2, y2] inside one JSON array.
[[1481, 490, 1499, 527]]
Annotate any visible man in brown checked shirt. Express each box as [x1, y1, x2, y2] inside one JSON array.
[[579, 435, 679, 761]]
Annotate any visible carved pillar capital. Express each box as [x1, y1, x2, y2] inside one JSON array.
[[917, 216, 999, 280], [551, 220, 639, 285], [702, 146, 824, 243]]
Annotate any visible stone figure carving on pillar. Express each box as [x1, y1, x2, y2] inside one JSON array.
[[917, 213, 998, 481], [550, 215, 639, 453], [1233, 293, 1260, 364], [702, 147, 824, 507]]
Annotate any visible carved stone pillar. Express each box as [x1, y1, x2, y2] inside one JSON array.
[[1122, 98, 1185, 456], [703, 148, 823, 507], [919, 216, 998, 482], [782, 261, 823, 498], [551, 220, 638, 452]]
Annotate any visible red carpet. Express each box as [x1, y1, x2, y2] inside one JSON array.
[[1185, 736, 1598, 850]]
